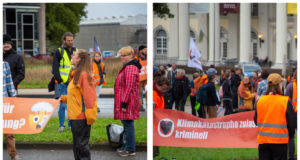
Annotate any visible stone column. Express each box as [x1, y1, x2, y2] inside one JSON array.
[[38, 3, 46, 55], [214, 3, 220, 65], [178, 3, 189, 65], [273, 3, 287, 70], [208, 3, 215, 64], [239, 3, 251, 63]]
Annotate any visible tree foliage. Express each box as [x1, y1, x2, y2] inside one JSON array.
[[46, 3, 87, 47], [153, 3, 174, 19]]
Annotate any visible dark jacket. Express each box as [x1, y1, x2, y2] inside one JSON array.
[[52, 45, 77, 83], [206, 82, 220, 106], [172, 76, 191, 100], [230, 73, 241, 94], [222, 79, 233, 99], [3, 49, 25, 89]]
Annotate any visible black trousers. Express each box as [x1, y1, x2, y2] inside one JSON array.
[[190, 96, 201, 117], [223, 99, 233, 116], [288, 132, 295, 160], [175, 97, 187, 111], [259, 144, 287, 160], [70, 120, 91, 160]]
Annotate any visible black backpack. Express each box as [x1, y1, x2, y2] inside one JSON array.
[[196, 84, 209, 105]]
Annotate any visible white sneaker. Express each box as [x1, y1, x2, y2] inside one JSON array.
[[11, 155, 22, 160], [58, 126, 65, 132]]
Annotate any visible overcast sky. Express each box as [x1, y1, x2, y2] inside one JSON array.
[[85, 3, 147, 19]]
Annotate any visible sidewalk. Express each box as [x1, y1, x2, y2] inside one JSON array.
[[18, 88, 114, 98]]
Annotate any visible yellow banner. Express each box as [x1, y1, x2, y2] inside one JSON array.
[[287, 3, 297, 14]]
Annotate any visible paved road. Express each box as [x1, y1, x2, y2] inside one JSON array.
[[3, 149, 147, 160], [52, 97, 147, 118]]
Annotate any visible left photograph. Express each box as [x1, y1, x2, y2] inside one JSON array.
[[3, 3, 147, 160]]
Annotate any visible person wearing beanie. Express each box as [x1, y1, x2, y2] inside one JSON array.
[[254, 73, 296, 160], [3, 34, 25, 91], [172, 69, 191, 111], [3, 34, 24, 160], [203, 74, 220, 118], [138, 45, 147, 111]]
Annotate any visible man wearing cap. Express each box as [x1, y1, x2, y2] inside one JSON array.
[[138, 45, 147, 111], [254, 73, 296, 160], [3, 34, 25, 91]]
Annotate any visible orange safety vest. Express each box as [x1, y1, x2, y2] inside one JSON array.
[[153, 89, 164, 109], [190, 76, 201, 96], [139, 59, 147, 81], [256, 95, 289, 144], [92, 61, 105, 85], [292, 80, 297, 113]]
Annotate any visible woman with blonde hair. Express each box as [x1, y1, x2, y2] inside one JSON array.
[[92, 51, 106, 113], [114, 46, 141, 156], [238, 75, 256, 111], [60, 49, 97, 160]]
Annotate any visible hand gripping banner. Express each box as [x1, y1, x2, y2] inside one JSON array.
[[153, 109, 258, 148], [3, 97, 59, 134]]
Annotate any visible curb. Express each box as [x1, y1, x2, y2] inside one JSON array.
[[4, 142, 147, 151]]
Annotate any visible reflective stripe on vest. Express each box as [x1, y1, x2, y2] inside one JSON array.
[[292, 80, 297, 113], [256, 95, 289, 144], [58, 48, 77, 83], [92, 62, 105, 85]]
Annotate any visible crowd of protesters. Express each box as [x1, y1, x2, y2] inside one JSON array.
[[153, 62, 297, 160]]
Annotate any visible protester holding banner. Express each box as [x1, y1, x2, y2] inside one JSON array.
[[285, 69, 297, 160], [166, 64, 177, 109], [203, 74, 220, 118], [222, 69, 233, 115], [153, 70, 170, 109], [3, 61, 21, 160], [3, 34, 25, 91], [53, 32, 78, 132], [190, 72, 200, 116], [254, 73, 296, 160], [92, 51, 106, 113], [114, 46, 141, 156], [172, 69, 191, 111], [60, 49, 97, 160], [138, 45, 147, 111], [238, 75, 256, 111], [231, 68, 242, 111]]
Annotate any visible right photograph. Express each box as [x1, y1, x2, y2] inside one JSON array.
[[153, 3, 297, 160]]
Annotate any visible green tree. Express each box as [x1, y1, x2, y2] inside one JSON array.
[[46, 3, 87, 52], [153, 3, 174, 19]]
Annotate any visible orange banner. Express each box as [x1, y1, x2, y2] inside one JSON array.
[[139, 60, 147, 81], [153, 109, 258, 148], [3, 97, 59, 134]]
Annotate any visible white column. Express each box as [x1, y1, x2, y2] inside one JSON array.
[[214, 4, 220, 65], [178, 3, 189, 65], [239, 3, 251, 63], [273, 3, 287, 69], [208, 4, 215, 64]]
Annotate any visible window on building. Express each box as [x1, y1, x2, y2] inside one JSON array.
[[251, 30, 258, 57], [156, 29, 167, 55], [223, 42, 228, 58], [190, 30, 196, 42], [5, 8, 17, 50], [251, 3, 258, 17], [253, 43, 257, 57]]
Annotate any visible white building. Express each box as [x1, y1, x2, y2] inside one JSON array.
[[153, 3, 297, 68]]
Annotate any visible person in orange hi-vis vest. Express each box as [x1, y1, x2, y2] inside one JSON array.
[[254, 73, 296, 160], [92, 51, 106, 113], [190, 72, 200, 116], [285, 69, 297, 160], [138, 45, 147, 111], [153, 70, 170, 109]]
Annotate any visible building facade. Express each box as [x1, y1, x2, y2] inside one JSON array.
[[74, 14, 147, 54], [153, 3, 297, 68], [3, 4, 41, 56]]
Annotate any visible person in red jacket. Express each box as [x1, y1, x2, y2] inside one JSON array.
[[114, 46, 141, 157]]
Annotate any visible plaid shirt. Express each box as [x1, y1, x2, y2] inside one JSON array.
[[3, 61, 17, 97]]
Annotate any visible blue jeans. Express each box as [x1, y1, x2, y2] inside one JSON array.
[[58, 83, 70, 128], [121, 120, 136, 152]]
